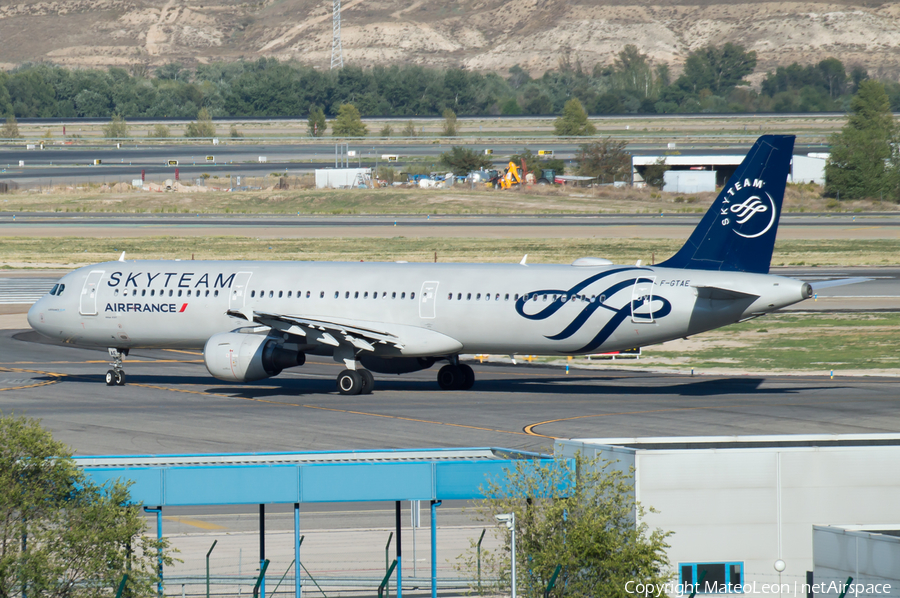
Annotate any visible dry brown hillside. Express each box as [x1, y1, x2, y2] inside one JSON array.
[[2, 0, 900, 77]]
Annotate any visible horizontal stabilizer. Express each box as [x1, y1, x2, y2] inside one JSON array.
[[694, 285, 760, 301], [808, 277, 872, 292]]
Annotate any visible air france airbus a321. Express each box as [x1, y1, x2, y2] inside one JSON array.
[[29, 135, 824, 395]]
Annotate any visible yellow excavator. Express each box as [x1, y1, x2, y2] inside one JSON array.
[[498, 159, 528, 189]]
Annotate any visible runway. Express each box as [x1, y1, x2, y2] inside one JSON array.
[[1, 328, 899, 457]]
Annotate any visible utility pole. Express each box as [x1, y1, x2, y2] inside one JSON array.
[[331, 0, 343, 70]]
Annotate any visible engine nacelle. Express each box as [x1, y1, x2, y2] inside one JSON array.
[[204, 332, 305, 383], [359, 355, 436, 374]]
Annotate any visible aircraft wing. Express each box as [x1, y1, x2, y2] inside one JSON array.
[[228, 309, 404, 351]]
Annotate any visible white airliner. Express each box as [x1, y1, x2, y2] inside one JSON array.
[[28, 135, 831, 394]]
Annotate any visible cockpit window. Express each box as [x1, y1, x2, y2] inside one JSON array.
[[55, 284, 65, 296], [50, 284, 59, 296]]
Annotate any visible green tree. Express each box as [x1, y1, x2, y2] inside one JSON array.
[[331, 103, 367, 137], [184, 107, 216, 138], [576, 138, 631, 183], [554, 98, 596, 136], [149, 123, 170, 138], [825, 80, 900, 201], [229, 124, 243, 139], [1, 115, 20, 139], [677, 43, 757, 95], [441, 108, 458, 137], [641, 157, 669, 189], [102, 114, 128, 139], [401, 120, 417, 137], [439, 145, 493, 176], [307, 105, 326, 137], [612, 44, 655, 99], [379, 124, 393, 137], [459, 453, 670, 598], [0, 413, 173, 598]]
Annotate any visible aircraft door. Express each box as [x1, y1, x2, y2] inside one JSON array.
[[228, 272, 253, 310], [631, 276, 656, 323], [419, 281, 439, 319], [78, 270, 105, 316]]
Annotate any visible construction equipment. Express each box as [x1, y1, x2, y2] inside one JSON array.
[[499, 159, 529, 189]]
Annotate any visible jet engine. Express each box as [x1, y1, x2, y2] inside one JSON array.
[[204, 332, 305, 383], [359, 355, 436, 374]]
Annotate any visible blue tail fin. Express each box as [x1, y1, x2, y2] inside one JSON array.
[[658, 134, 795, 274]]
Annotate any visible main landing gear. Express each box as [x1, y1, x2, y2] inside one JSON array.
[[437, 363, 475, 390], [105, 348, 128, 386], [336, 368, 375, 395]]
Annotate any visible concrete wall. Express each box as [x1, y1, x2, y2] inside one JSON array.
[[814, 526, 900, 597], [791, 156, 826, 185], [315, 168, 371, 189], [663, 170, 716, 193]]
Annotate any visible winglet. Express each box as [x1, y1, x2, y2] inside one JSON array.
[[520, 254, 528, 265], [118, 251, 126, 262]]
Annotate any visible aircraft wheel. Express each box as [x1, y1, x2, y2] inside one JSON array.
[[437, 364, 463, 390], [459, 364, 475, 390], [359, 369, 375, 394], [337, 369, 363, 395], [115, 370, 126, 386], [105, 370, 117, 386]]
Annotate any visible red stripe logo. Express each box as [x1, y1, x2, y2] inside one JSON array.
[[179, 303, 188, 312]]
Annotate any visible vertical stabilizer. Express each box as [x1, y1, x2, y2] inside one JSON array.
[[658, 135, 795, 274]]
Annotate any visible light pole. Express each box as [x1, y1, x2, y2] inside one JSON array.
[[496, 513, 516, 598], [774, 559, 786, 598]]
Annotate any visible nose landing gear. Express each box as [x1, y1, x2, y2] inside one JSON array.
[[105, 348, 128, 386]]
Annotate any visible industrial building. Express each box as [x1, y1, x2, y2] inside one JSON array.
[[557, 435, 900, 596], [632, 153, 827, 190]]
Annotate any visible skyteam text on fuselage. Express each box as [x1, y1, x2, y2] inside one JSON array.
[[29, 135, 816, 395]]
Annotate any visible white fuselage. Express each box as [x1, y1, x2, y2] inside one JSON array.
[[27, 259, 809, 356]]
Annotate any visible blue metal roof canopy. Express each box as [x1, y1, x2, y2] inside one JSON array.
[[76, 447, 555, 505], [75, 447, 563, 598]]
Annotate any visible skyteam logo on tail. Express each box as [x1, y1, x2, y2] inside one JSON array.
[[720, 178, 776, 239]]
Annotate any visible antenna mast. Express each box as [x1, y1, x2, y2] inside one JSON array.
[[331, 0, 343, 70]]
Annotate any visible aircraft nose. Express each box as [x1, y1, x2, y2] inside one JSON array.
[[27, 299, 44, 331]]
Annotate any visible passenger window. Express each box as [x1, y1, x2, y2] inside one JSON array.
[[392, 292, 396, 299], [543, 295, 548, 302], [177, 290, 182, 297], [319, 291, 324, 298], [345, 291, 350, 299], [457, 293, 462, 300], [114, 289, 119, 296], [251, 290, 256, 297], [364, 292, 369, 299], [467, 293, 471, 300], [151, 289, 155, 296], [269, 291, 274, 298], [205, 290, 209, 297], [476, 293, 481, 300], [279, 291, 283, 298], [214, 290, 219, 297], [334, 291, 339, 299], [411, 292, 415, 299], [287, 291, 292, 298], [448, 293, 452, 300], [401, 292, 406, 299], [306, 291, 311, 298], [355, 292, 359, 299], [495, 293, 500, 301], [142, 290, 146, 297], [505, 294, 509, 301]]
